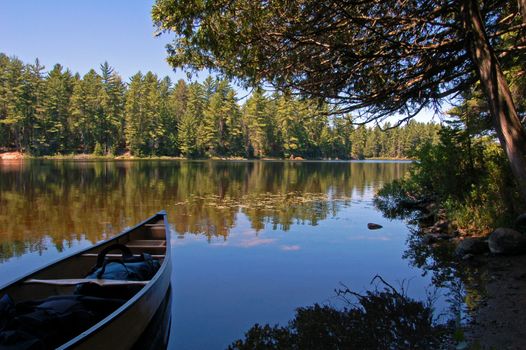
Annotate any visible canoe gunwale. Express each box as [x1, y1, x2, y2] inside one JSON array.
[[0, 210, 172, 350], [0, 210, 168, 291], [59, 210, 172, 349]]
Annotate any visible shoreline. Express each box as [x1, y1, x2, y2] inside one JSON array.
[[402, 199, 526, 349], [0, 152, 413, 162], [463, 254, 526, 349]]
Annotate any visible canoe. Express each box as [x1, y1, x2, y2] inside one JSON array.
[[0, 211, 172, 350]]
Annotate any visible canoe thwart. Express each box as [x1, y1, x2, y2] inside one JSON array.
[[81, 253, 165, 258], [24, 279, 150, 287]]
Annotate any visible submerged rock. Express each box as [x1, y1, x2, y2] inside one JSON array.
[[488, 228, 526, 255], [367, 223, 383, 230], [455, 237, 489, 257]]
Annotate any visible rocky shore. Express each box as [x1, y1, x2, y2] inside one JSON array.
[[404, 198, 526, 349]]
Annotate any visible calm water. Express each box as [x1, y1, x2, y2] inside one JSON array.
[[0, 160, 441, 349]]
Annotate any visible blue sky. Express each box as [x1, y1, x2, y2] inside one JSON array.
[[0, 0, 439, 122], [0, 0, 184, 81]]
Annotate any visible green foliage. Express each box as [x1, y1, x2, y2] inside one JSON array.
[[0, 53, 440, 159], [93, 142, 104, 156], [376, 101, 522, 233], [178, 82, 204, 157], [152, 0, 521, 128]]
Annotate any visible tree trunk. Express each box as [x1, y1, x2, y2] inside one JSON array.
[[519, 0, 526, 25], [462, 0, 526, 204]]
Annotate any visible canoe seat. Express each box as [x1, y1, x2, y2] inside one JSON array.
[[126, 240, 165, 246], [81, 253, 165, 258], [24, 279, 149, 287]]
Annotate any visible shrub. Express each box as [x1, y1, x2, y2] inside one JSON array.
[[93, 142, 104, 156], [376, 125, 522, 233]]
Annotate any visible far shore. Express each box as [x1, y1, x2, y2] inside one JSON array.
[[0, 151, 413, 162]]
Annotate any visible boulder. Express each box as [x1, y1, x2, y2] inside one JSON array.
[[488, 228, 526, 255], [415, 211, 436, 225], [434, 219, 449, 231], [421, 234, 437, 245], [461, 253, 474, 261], [367, 223, 383, 230], [422, 233, 452, 245], [399, 199, 426, 210], [515, 213, 526, 228], [455, 237, 488, 256], [0, 151, 24, 160]]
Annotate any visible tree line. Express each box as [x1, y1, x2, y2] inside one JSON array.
[[152, 0, 526, 201], [0, 53, 440, 159]]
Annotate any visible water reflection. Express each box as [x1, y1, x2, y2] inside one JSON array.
[[0, 160, 410, 261], [2, 160, 437, 349]]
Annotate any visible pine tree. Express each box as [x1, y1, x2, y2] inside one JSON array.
[[223, 89, 243, 156], [143, 71, 162, 155], [199, 87, 223, 156], [167, 79, 189, 155], [0, 54, 9, 148], [24, 59, 46, 153], [0, 53, 444, 159], [40, 64, 73, 154], [242, 89, 269, 158], [125, 72, 145, 156], [0, 56, 25, 150], [351, 125, 368, 159], [99, 62, 125, 154], [69, 69, 103, 153], [158, 76, 178, 155], [178, 82, 204, 157]]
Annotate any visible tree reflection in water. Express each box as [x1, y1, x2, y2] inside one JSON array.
[[229, 276, 448, 350], [375, 186, 490, 333], [0, 160, 410, 261]]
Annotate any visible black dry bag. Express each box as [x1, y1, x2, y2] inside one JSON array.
[[75, 244, 160, 299], [0, 294, 124, 350]]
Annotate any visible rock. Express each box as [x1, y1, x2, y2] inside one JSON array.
[[422, 233, 452, 245], [488, 228, 526, 255], [422, 234, 437, 245], [456, 341, 469, 350], [436, 233, 452, 240], [515, 213, 526, 227], [455, 237, 489, 256], [367, 223, 383, 230], [424, 202, 437, 213], [399, 198, 426, 210], [435, 219, 449, 231], [416, 211, 435, 225], [0, 151, 24, 160], [462, 253, 474, 261]]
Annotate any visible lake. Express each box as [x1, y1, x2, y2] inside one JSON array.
[[0, 160, 443, 349]]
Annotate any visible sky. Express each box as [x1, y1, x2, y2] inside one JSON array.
[[0, 0, 439, 122], [0, 0, 184, 81]]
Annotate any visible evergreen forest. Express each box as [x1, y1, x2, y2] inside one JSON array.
[[0, 54, 440, 159]]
